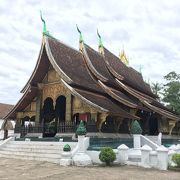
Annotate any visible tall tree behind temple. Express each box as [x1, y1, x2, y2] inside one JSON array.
[[151, 82, 162, 101], [163, 71, 180, 114]]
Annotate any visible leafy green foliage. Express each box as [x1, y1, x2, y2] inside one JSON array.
[[130, 120, 142, 134], [99, 147, 116, 166], [151, 82, 162, 99], [76, 120, 87, 136], [163, 71, 180, 114], [172, 154, 180, 168], [63, 144, 71, 152]]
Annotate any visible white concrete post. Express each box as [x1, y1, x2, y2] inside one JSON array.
[[72, 135, 92, 166], [117, 144, 129, 165], [141, 145, 152, 168], [157, 145, 168, 170], [133, 135, 141, 148], [60, 152, 72, 166], [78, 135, 86, 153], [157, 132, 162, 146], [149, 151, 157, 168]]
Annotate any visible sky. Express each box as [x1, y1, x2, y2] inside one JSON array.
[[0, 0, 180, 105]]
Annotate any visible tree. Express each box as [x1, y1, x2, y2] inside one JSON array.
[[151, 82, 162, 100], [162, 71, 180, 114]]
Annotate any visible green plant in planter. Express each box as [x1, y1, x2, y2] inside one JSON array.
[[63, 144, 71, 152], [99, 147, 116, 166], [172, 153, 180, 168], [130, 120, 142, 134], [76, 120, 87, 136]]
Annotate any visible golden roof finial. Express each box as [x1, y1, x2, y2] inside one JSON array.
[[119, 46, 129, 65]]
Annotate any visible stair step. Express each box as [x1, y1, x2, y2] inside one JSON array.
[[0, 154, 60, 164], [0, 150, 62, 158], [0, 147, 62, 154], [0, 140, 77, 164]]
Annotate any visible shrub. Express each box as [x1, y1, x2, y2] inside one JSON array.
[[99, 147, 116, 166], [172, 154, 180, 168], [76, 120, 87, 136], [63, 144, 71, 152], [130, 120, 142, 134]]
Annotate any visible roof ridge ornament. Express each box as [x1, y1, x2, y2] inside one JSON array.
[[76, 24, 84, 51], [97, 29, 104, 55], [119, 47, 129, 66], [40, 11, 49, 35]]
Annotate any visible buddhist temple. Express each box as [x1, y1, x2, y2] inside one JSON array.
[[3, 18, 180, 138]]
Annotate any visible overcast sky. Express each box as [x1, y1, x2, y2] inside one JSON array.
[[0, 0, 180, 105]]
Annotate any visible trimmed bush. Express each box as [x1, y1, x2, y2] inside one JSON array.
[[130, 120, 142, 134], [63, 144, 71, 152], [99, 147, 116, 166], [172, 153, 180, 168]]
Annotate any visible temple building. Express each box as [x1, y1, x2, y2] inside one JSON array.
[[3, 19, 180, 138], [0, 103, 14, 139]]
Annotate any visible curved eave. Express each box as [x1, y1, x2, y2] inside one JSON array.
[[116, 78, 152, 103], [142, 100, 180, 121], [61, 79, 139, 119], [61, 79, 108, 112], [103, 56, 124, 81], [82, 44, 108, 82], [44, 36, 73, 84], [4, 86, 38, 120], [21, 37, 45, 93], [98, 80, 137, 108]]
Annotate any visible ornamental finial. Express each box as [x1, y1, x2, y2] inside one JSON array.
[[40, 11, 47, 33], [119, 47, 129, 65], [97, 29, 103, 48], [76, 24, 84, 43], [97, 29, 104, 55]]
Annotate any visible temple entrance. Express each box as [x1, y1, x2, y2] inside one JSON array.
[[149, 113, 159, 135], [42, 97, 55, 137], [55, 96, 66, 123], [101, 116, 115, 133], [55, 95, 66, 133]]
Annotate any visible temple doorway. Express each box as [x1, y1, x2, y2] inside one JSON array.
[[55, 95, 66, 123], [42, 97, 55, 137], [149, 113, 159, 135], [101, 116, 115, 133]]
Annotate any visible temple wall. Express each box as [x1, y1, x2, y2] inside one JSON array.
[[15, 69, 107, 128]]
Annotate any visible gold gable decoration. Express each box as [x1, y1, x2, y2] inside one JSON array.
[[119, 49, 129, 66]]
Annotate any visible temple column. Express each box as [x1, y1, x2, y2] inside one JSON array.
[[168, 120, 176, 135], [66, 94, 72, 122], [91, 112, 97, 122], [129, 108, 138, 130], [114, 117, 124, 132], [35, 90, 42, 126], [97, 113, 108, 132]]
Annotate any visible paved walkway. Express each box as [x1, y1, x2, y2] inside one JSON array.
[[0, 158, 179, 180]]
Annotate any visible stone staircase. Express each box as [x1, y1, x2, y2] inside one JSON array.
[[0, 140, 77, 164]]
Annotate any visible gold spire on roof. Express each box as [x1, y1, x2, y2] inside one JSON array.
[[119, 48, 129, 65]]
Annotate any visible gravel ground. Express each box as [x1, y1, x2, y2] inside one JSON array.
[[0, 158, 179, 180]]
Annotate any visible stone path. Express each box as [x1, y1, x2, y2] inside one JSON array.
[[0, 158, 179, 180]]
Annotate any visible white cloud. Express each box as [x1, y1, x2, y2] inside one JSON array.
[[0, 0, 180, 104]]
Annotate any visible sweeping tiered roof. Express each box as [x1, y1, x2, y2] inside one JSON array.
[[4, 33, 180, 121]]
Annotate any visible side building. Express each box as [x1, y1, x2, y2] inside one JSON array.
[[3, 30, 180, 138], [0, 103, 14, 139]]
